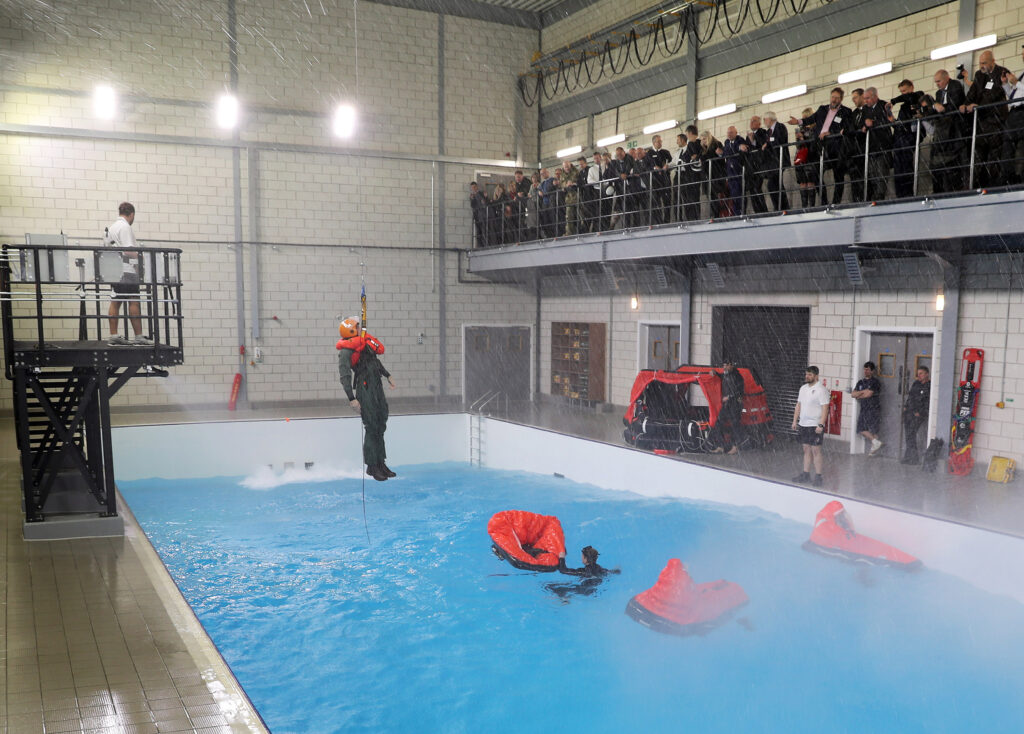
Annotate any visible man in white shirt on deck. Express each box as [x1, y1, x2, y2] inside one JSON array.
[[791, 365, 830, 487], [105, 201, 152, 346]]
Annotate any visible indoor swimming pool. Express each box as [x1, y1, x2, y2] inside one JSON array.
[[119, 461, 1024, 734]]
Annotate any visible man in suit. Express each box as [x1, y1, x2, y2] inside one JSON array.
[[848, 88, 867, 201], [860, 87, 892, 201], [928, 69, 967, 193], [960, 49, 1010, 187], [469, 181, 489, 247], [720, 126, 745, 216], [889, 79, 924, 198], [648, 135, 673, 224], [607, 146, 632, 229], [790, 87, 852, 205], [678, 125, 704, 221], [762, 112, 790, 210], [741, 115, 768, 213]]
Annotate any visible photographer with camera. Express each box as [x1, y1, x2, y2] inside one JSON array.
[[888, 80, 925, 197], [928, 69, 968, 193]]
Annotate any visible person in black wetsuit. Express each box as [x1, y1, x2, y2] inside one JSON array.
[[546, 546, 620, 602]]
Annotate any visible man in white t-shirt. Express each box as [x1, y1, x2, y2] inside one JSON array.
[[791, 365, 830, 486], [105, 202, 152, 346]]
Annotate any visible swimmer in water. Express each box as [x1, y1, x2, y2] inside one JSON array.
[[546, 546, 620, 602]]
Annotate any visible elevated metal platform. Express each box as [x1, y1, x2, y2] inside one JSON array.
[[2, 240, 184, 538], [466, 189, 1024, 278]]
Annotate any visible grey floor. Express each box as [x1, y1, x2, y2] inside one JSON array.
[[2, 399, 1020, 734], [500, 401, 1024, 538]]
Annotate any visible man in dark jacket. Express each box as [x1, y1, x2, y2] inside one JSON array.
[[790, 87, 853, 206], [762, 112, 791, 210], [741, 116, 769, 213], [709, 360, 746, 454], [929, 69, 968, 193], [902, 366, 931, 464], [469, 182, 488, 247], [889, 79, 925, 198], [960, 50, 1010, 187], [861, 87, 893, 201]]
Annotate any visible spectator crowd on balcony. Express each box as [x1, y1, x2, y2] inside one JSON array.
[[470, 48, 1024, 247]]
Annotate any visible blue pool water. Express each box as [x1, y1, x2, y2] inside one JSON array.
[[120, 463, 1024, 734]]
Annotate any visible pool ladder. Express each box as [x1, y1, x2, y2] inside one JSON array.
[[468, 390, 507, 466]]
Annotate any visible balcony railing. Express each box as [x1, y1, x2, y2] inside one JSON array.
[[471, 98, 1024, 247]]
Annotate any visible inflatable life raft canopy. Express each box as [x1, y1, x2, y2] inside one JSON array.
[[625, 559, 748, 636], [488, 510, 566, 572], [803, 500, 921, 569]]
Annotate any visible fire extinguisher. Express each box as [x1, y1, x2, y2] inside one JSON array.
[[827, 390, 843, 435]]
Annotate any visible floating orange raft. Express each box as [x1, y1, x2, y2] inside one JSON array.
[[803, 500, 921, 569], [625, 559, 748, 635], [488, 510, 566, 572]]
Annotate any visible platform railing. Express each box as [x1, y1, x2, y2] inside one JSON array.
[[471, 98, 1024, 248], [1, 243, 184, 374]]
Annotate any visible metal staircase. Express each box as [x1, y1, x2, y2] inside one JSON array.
[[2, 241, 184, 537]]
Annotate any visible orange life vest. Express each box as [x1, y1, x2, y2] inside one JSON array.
[[335, 333, 385, 368]]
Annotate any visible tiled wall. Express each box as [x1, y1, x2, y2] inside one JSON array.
[[0, 1, 538, 409]]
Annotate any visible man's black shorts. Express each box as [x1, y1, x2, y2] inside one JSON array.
[[856, 408, 880, 434], [110, 282, 140, 301], [798, 425, 823, 446]]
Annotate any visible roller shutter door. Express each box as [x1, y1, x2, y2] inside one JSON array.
[[712, 307, 810, 435]]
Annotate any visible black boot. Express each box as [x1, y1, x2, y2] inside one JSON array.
[[367, 465, 388, 481], [381, 464, 397, 478], [793, 471, 811, 483]]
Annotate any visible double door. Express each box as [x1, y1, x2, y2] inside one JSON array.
[[643, 324, 681, 371], [866, 332, 932, 458]]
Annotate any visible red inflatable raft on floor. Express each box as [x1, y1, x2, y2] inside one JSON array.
[[625, 559, 748, 635], [488, 510, 566, 572], [802, 500, 921, 569]]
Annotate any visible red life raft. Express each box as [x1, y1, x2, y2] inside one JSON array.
[[488, 510, 566, 572], [625, 559, 748, 635], [802, 500, 921, 569]]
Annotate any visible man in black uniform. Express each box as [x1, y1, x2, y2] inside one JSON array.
[[889, 80, 924, 198], [709, 360, 745, 455], [852, 361, 883, 455], [338, 317, 396, 481], [902, 366, 931, 465]]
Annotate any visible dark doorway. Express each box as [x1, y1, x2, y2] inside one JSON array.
[[464, 326, 531, 410], [643, 324, 681, 371], [712, 306, 810, 435], [865, 332, 933, 458]]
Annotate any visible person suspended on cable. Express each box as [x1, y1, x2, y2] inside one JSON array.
[[337, 317, 396, 482]]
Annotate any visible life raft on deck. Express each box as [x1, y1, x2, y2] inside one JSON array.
[[802, 500, 921, 569], [488, 510, 566, 572], [625, 559, 748, 635]]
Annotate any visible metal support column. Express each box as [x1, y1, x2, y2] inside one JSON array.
[[679, 263, 692, 365], [934, 242, 963, 450], [437, 14, 448, 400]]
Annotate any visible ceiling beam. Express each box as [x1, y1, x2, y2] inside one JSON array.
[[365, 0, 540, 29]]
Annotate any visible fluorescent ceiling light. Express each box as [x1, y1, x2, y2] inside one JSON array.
[[333, 104, 357, 138], [930, 34, 997, 61], [595, 133, 626, 147], [556, 144, 582, 158], [696, 103, 736, 121], [215, 94, 239, 129], [761, 84, 807, 105], [837, 62, 892, 84], [642, 119, 678, 135], [93, 85, 117, 120]]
